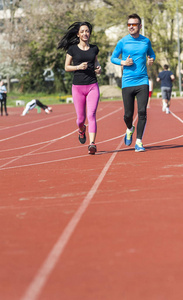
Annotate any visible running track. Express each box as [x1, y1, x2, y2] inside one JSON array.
[[0, 98, 183, 300]]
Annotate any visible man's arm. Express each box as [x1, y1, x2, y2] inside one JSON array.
[[111, 41, 133, 67], [170, 74, 175, 81], [147, 40, 156, 66]]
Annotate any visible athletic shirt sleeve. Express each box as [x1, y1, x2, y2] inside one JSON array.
[[110, 40, 123, 66], [67, 44, 99, 85]]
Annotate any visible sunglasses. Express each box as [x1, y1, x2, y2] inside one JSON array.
[[127, 23, 140, 27]]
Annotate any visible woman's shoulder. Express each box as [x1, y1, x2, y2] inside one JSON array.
[[69, 44, 77, 49], [90, 44, 98, 49], [67, 44, 77, 54], [89, 44, 99, 53]]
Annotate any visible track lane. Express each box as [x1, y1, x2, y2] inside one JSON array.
[[0, 99, 183, 300]]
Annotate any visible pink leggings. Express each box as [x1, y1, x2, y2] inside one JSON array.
[[72, 83, 100, 133]]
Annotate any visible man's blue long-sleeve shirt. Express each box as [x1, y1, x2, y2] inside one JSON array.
[[111, 34, 156, 88]]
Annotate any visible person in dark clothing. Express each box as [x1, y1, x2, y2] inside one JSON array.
[[156, 64, 175, 114]]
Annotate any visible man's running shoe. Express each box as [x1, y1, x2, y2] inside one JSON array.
[[135, 142, 145, 152], [166, 107, 170, 114], [162, 103, 167, 112], [48, 107, 52, 112], [78, 125, 86, 144], [88, 142, 97, 155], [124, 125, 135, 146]]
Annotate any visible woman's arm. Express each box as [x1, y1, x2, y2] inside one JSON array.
[[65, 53, 88, 72], [95, 56, 101, 75]]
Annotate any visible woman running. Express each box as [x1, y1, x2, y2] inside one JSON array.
[[57, 21, 101, 155]]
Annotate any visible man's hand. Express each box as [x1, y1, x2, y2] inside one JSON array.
[[125, 55, 133, 66], [147, 56, 154, 66]]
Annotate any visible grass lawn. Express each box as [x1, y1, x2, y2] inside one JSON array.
[[6, 89, 182, 108], [7, 92, 73, 107]]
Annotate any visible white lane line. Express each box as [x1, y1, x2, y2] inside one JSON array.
[[0, 111, 75, 131], [1, 133, 183, 171], [0, 117, 76, 143], [144, 134, 183, 147], [0, 137, 60, 169], [0, 133, 124, 160], [0, 107, 122, 151], [0, 106, 122, 168], [0, 107, 125, 169], [0, 128, 79, 169], [0, 154, 89, 170], [1, 110, 183, 171], [170, 110, 183, 123], [20, 139, 123, 300]]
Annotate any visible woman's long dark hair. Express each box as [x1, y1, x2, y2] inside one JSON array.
[[57, 22, 92, 51]]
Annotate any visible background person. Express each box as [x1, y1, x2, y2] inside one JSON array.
[[21, 99, 52, 116], [147, 76, 153, 108], [156, 64, 175, 114], [111, 13, 155, 152], [57, 21, 101, 155], [0, 80, 8, 116]]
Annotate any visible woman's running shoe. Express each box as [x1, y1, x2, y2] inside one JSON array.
[[78, 125, 86, 144], [88, 142, 97, 155]]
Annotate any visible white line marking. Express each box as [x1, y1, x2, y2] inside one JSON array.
[[0, 109, 183, 171], [0, 111, 76, 131], [0, 154, 89, 170], [0, 133, 125, 159], [1, 133, 183, 171], [0, 106, 123, 169], [0, 117, 76, 143], [0, 108, 126, 169], [170, 110, 183, 123], [0, 107, 122, 151], [20, 139, 124, 300], [145, 134, 183, 147], [0, 138, 59, 169]]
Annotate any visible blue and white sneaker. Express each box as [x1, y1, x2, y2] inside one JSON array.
[[135, 142, 145, 152], [124, 125, 135, 146]]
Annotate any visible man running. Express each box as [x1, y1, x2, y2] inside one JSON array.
[[111, 13, 155, 152], [156, 64, 175, 114]]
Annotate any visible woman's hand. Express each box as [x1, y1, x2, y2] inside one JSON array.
[[78, 62, 88, 70], [95, 65, 101, 75]]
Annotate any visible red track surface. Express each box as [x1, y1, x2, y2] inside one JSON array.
[[0, 99, 183, 300]]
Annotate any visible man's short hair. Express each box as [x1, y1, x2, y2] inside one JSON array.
[[128, 14, 141, 24], [164, 64, 169, 70]]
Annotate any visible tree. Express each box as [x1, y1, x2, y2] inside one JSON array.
[[95, 0, 183, 86], [1, 0, 182, 92], [0, 0, 110, 92]]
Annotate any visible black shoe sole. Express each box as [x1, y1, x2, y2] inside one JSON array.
[[79, 133, 86, 144]]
